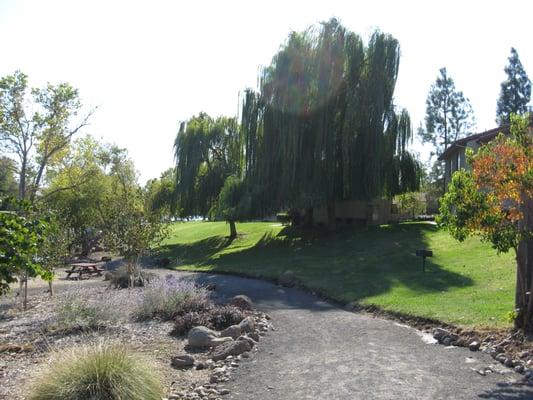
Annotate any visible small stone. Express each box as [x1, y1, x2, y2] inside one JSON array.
[[171, 354, 195, 368], [219, 388, 230, 395], [188, 326, 232, 349], [496, 353, 506, 363], [248, 331, 260, 342], [241, 352, 251, 358], [230, 295, 253, 310], [469, 341, 481, 351], [514, 364, 525, 373], [432, 328, 458, 342], [504, 358, 515, 368], [195, 362, 206, 370]]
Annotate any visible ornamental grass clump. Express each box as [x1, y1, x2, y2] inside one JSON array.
[[29, 342, 163, 400], [134, 276, 211, 321]]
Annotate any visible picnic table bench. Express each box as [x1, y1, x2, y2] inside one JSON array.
[[65, 263, 104, 280]]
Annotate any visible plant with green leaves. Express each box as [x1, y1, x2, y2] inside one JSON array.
[[395, 192, 425, 220], [0, 197, 51, 308], [216, 176, 250, 238], [438, 114, 533, 332]]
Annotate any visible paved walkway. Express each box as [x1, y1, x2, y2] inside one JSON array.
[[180, 271, 533, 400]]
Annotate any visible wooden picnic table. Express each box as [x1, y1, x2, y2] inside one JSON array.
[[65, 263, 104, 280]]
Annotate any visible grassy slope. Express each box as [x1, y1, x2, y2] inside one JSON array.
[[157, 221, 515, 328]]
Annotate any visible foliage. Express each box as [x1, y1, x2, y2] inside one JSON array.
[[240, 19, 420, 219], [395, 192, 425, 220], [172, 305, 245, 336], [29, 342, 163, 400], [438, 114, 533, 331], [174, 114, 240, 218], [0, 71, 92, 201], [0, 156, 17, 197], [134, 276, 210, 321], [158, 221, 515, 328], [496, 48, 531, 125], [216, 176, 250, 237], [0, 197, 50, 295], [145, 168, 177, 218], [49, 293, 123, 332], [421, 67, 475, 157]]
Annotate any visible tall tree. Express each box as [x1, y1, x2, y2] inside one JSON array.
[[0, 71, 93, 201], [496, 47, 531, 125], [421, 67, 475, 157], [241, 19, 420, 226]]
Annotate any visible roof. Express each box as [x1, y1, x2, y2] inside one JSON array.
[[438, 115, 533, 161]]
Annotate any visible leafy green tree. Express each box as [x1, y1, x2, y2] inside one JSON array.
[[421, 67, 475, 157], [0, 156, 17, 196], [240, 19, 420, 228], [145, 168, 177, 219], [174, 113, 240, 218], [496, 48, 531, 125], [101, 186, 168, 287], [438, 115, 533, 332], [395, 192, 425, 220], [0, 197, 51, 309], [0, 71, 93, 201], [216, 176, 250, 238]]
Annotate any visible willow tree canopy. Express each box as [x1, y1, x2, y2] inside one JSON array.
[[240, 18, 420, 215]]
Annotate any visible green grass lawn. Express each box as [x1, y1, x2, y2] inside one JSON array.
[[156, 221, 515, 328]]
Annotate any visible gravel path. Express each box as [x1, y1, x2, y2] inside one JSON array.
[[178, 271, 533, 400]]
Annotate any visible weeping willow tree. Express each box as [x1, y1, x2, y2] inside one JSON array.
[[173, 113, 241, 218], [240, 18, 420, 225]]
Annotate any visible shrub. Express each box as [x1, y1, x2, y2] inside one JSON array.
[[134, 276, 210, 321], [172, 311, 213, 336], [49, 290, 136, 333], [29, 342, 162, 400], [210, 305, 246, 330]]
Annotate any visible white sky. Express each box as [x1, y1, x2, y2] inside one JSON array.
[[1, 0, 532, 182]]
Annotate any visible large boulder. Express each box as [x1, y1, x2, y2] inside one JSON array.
[[230, 295, 253, 311], [188, 326, 232, 349], [211, 340, 252, 361]]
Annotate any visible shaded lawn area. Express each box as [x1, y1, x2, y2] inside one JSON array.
[[156, 221, 515, 328]]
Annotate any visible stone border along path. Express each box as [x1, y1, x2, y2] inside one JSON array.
[[172, 270, 533, 400]]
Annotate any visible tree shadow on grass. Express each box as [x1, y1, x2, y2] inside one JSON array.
[[157, 235, 233, 266], [158, 222, 474, 304]]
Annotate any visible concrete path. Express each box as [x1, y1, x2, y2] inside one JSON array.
[[181, 272, 533, 400]]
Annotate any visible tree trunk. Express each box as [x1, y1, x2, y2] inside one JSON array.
[[303, 207, 314, 228], [327, 202, 336, 231], [515, 197, 533, 333], [229, 220, 237, 238], [23, 274, 28, 311], [19, 156, 27, 200], [48, 280, 54, 297]]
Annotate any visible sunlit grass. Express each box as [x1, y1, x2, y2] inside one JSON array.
[[158, 221, 515, 328]]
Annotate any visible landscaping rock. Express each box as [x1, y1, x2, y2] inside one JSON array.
[[278, 270, 298, 287], [469, 341, 481, 351], [211, 340, 252, 361], [248, 331, 260, 342], [237, 335, 256, 348], [230, 295, 253, 310], [432, 328, 458, 343], [188, 326, 232, 348], [171, 354, 195, 368], [239, 316, 255, 333], [220, 324, 242, 339], [514, 364, 525, 373]]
